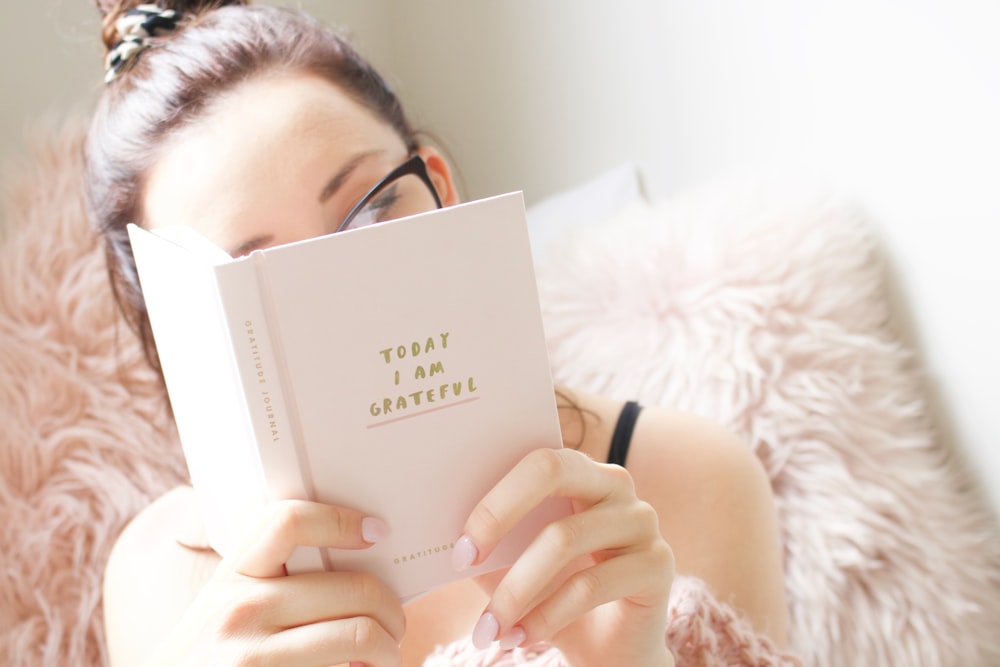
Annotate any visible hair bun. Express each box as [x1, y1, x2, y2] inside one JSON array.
[[94, 0, 249, 53]]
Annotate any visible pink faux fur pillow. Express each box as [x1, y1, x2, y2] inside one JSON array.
[[535, 188, 1000, 666], [0, 124, 187, 666]]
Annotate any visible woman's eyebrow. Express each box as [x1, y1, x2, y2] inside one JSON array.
[[227, 150, 385, 255], [229, 234, 274, 257], [319, 149, 382, 203]]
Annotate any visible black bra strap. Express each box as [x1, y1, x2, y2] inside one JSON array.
[[607, 400, 642, 468]]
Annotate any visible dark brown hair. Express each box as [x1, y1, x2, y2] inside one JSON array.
[[85, 1, 420, 372]]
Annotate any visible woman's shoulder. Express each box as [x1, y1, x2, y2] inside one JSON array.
[[104, 485, 220, 666], [561, 387, 775, 535], [559, 387, 767, 482], [562, 387, 788, 645], [106, 485, 214, 563]]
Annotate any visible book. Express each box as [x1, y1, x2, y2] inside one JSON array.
[[127, 192, 570, 600]]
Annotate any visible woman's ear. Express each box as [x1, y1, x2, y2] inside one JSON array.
[[416, 145, 461, 207]]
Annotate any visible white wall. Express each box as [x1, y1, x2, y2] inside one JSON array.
[[0, 1, 102, 178], [382, 1, 1000, 516], [5, 1, 998, 514], [0, 1, 393, 188]]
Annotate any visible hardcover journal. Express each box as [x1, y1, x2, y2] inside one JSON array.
[[128, 192, 569, 599]]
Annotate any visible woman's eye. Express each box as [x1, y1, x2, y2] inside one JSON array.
[[338, 180, 413, 232], [368, 183, 402, 221]]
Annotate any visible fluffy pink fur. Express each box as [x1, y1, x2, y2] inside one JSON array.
[[0, 125, 187, 666], [535, 189, 1000, 666], [424, 576, 797, 666], [1, 125, 998, 667]]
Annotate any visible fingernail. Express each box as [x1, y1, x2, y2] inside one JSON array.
[[498, 625, 527, 650], [471, 611, 499, 649], [361, 517, 389, 544], [452, 534, 478, 571], [349, 662, 364, 667]]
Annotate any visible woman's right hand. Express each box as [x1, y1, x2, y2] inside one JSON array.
[[145, 500, 405, 667]]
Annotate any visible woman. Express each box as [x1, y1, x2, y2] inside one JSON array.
[[89, 2, 791, 665]]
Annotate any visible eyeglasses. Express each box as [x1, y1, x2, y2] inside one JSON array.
[[335, 155, 444, 233]]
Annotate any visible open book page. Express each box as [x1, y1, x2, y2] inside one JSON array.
[[127, 225, 269, 557]]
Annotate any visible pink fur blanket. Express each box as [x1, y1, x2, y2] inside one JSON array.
[[1, 124, 999, 666], [0, 125, 187, 665]]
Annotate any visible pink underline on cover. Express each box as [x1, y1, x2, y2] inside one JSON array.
[[366, 396, 481, 429]]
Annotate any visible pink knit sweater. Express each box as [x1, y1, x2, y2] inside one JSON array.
[[422, 576, 801, 667]]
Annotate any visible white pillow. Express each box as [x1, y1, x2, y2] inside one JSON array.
[[525, 163, 645, 262]]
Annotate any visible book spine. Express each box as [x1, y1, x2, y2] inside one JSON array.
[[213, 261, 316, 508], [249, 252, 330, 573]]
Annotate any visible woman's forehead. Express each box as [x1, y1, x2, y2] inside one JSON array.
[[141, 74, 405, 238], [145, 76, 403, 202], [186, 73, 403, 156]]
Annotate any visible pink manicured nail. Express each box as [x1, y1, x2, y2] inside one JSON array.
[[498, 625, 527, 650], [471, 611, 499, 649], [361, 517, 389, 544], [452, 534, 478, 571]]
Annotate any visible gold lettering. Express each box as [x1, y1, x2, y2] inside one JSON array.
[[381, 333, 451, 366], [392, 542, 455, 565]]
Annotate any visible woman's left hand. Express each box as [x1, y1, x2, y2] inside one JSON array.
[[453, 447, 676, 667]]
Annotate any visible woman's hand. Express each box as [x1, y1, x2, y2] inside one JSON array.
[[454, 448, 676, 667], [145, 500, 405, 667]]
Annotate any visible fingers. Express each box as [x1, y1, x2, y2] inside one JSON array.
[[169, 499, 403, 666], [260, 615, 402, 667], [218, 570, 406, 644], [459, 448, 674, 649], [493, 500, 659, 606], [507, 543, 673, 643], [481, 501, 672, 646], [458, 449, 636, 569], [226, 499, 386, 578]]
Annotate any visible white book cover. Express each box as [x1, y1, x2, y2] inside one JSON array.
[[128, 192, 570, 599]]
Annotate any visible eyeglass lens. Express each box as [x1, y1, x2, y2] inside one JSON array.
[[340, 172, 441, 233]]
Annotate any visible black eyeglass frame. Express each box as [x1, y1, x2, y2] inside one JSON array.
[[335, 154, 444, 233]]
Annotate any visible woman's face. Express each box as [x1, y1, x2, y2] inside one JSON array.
[[142, 73, 458, 256]]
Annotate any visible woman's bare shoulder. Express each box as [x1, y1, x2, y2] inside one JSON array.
[[104, 485, 220, 666], [559, 386, 764, 474], [559, 387, 789, 645], [559, 386, 777, 549]]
